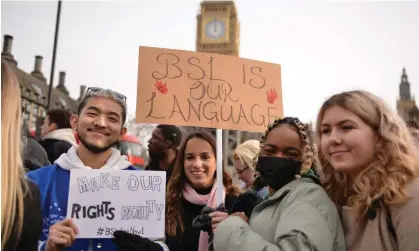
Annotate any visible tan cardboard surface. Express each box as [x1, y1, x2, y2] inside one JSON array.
[[136, 46, 282, 132]]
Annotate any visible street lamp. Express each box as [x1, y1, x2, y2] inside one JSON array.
[[46, 0, 62, 109]]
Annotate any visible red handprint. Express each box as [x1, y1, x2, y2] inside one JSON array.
[[155, 80, 168, 94], [267, 89, 278, 104]]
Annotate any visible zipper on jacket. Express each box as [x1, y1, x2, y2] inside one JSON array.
[[88, 240, 93, 251]]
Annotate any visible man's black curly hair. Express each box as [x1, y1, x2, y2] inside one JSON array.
[[157, 124, 183, 148]]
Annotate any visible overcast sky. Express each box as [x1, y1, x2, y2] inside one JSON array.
[[2, 0, 419, 124]]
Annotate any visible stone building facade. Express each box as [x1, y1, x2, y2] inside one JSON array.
[[1, 34, 85, 138]]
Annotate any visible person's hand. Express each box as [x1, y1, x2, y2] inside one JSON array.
[[113, 230, 163, 251], [209, 211, 229, 231], [227, 191, 259, 219], [45, 218, 79, 251], [230, 212, 249, 224]]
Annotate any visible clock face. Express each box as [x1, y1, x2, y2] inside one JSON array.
[[205, 19, 225, 40]]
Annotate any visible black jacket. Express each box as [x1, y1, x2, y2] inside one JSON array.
[[165, 193, 238, 251], [3, 181, 42, 251], [23, 137, 50, 172], [145, 160, 175, 185], [39, 138, 72, 164]]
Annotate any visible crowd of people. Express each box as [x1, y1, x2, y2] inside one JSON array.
[[2, 57, 419, 251]]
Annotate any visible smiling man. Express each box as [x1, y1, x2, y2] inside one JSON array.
[[26, 88, 168, 251]]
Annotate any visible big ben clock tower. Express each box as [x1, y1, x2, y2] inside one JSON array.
[[196, 1, 239, 56], [193, 1, 259, 170]]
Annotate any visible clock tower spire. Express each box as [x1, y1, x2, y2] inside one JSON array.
[[193, 1, 260, 172], [196, 1, 240, 56], [396, 67, 419, 123], [399, 67, 411, 100]]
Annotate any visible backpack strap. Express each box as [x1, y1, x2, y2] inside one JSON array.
[[383, 202, 397, 244]]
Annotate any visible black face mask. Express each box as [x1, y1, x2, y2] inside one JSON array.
[[255, 156, 302, 191]]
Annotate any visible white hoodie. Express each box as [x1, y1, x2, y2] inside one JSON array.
[[53, 146, 170, 251], [55, 145, 132, 170], [43, 128, 77, 145]]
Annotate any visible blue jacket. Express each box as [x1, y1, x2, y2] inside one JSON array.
[[26, 146, 167, 251]]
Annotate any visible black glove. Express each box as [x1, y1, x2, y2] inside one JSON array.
[[192, 204, 226, 251], [113, 230, 163, 251], [228, 191, 258, 218], [192, 203, 226, 233]]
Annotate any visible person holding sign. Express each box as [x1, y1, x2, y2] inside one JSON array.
[[115, 131, 241, 251], [213, 117, 346, 251], [26, 88, 168, 251]]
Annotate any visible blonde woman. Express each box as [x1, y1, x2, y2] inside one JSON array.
[[233, 140, 268, 199], [316, 90, 419, 251], [1, 59, 42, 251]]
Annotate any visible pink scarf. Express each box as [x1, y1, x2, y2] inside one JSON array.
[[182, 181, 225, 251]]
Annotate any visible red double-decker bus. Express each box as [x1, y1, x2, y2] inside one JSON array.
[[113, 134, 148, 169]]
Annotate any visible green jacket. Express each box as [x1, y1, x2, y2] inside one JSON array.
[[214, 177, 346, 251]]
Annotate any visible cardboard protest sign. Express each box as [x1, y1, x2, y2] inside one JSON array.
[[66, 170, 166, 239], [136, 46, 283, 132]]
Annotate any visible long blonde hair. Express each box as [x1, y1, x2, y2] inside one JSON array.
[[316, 90, 419, 219], [1, 59, 28, 248]]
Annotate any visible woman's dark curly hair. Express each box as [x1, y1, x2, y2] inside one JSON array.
[[252, 117, 319, 188]]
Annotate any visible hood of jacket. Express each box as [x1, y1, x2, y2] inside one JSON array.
[[43, 128, 77, 145]]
